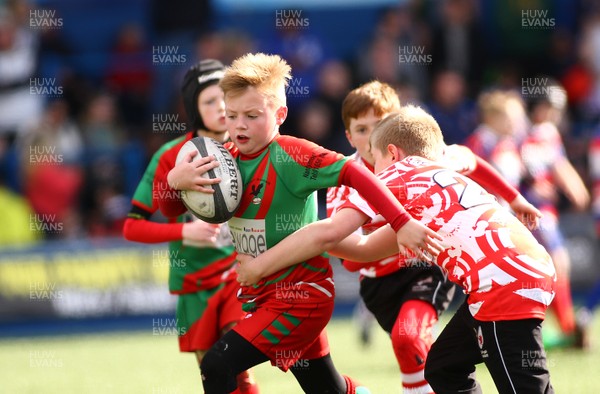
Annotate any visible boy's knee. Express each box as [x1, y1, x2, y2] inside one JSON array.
[[391, 319, 431, 371]]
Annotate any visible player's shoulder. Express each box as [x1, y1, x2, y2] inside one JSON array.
[[271, 135, 345, 167], [155, 132, 193, 158], [273, 135, 316, 151]]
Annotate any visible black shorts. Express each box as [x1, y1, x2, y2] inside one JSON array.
[[359, 264, 456, 333], [425, 299, 554, 393]]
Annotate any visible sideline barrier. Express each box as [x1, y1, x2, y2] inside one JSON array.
[[0, 238, 175, 336], [0, 238, 361, 337]]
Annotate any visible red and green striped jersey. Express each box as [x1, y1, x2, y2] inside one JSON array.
[[130, 131, 236, 294], [230, 135, 348, 309]]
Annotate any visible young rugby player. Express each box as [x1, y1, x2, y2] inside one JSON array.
[[521, 80, 590, 348], [238, 105, 556, 393], [122, 60, 258, 393], [297, 80, 542, 393], [157, 53, 443, 394]]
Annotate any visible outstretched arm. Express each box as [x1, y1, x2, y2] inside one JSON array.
[[461, 149, 543, 228], [236, 207, 430, 286], [329, 220, 399, 262], [236, 208, 368, 286]]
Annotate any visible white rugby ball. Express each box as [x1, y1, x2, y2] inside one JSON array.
[[175, 137, 243, 223]]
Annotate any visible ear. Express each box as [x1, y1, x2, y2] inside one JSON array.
[[275, 106, 288, 125], [345, 130, 356, 148], [387, 144, 405, 162]]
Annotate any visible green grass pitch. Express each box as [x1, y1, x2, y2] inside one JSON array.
[[1, 313, 598, 393]]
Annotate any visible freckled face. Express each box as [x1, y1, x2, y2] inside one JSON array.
[[225, 87, 287, 155]]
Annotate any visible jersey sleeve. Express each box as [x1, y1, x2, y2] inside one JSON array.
[[271, 136, 348, 197], [339, 162, 410, 231], [154, 142, 189, 218], [124, 142, 186, 243], [326, 184, 351, 218], [342, 187, 378, 221], [123, 216, 184, 243]]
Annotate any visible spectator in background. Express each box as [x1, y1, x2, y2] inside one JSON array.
[[0, 3, 43, 191], [521, 80, 591, 348], [16, 98, 84, 239], [425, 68, 477, 145], [355, 5, 429, 98], [295, 100, 333, 148], [149, 0, 213, 114], [260, 13, 328, 92], [566, 11, 600, 125], [78, 92, 131, 237], [291, 59, 353, 153], [83, 156, 129, 238], [79, 92, 126, 159], [105, 23, 152, 131], [429, 0, 485, 97]]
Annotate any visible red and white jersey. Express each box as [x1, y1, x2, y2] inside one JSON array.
[[329, 147, 480, 278], [465, 125, 524, 194], [326, 152, 372, 218], [327, 153, 400, 278], [344, 156, 556, 321], [520, 122, 565, 214]]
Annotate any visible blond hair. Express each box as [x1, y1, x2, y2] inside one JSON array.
[[477, 89, 523, 121], [220, 53, 291, 108], [370, 105, 444, 161], [341, 80, 401, 130]]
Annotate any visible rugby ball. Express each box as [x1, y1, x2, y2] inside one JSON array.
[[175, 137, 243, 223]]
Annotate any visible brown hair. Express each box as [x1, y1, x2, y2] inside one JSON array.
[[370, 105, 444, 161], [220, 53, 291, 108], [341, 80, 401, 130]]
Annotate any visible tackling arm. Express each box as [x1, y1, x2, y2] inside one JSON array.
[[236, 208, 368, 286]]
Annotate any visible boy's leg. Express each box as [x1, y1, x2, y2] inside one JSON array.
[[289, 354, 346, 393], [287, 330, 370, 394], [392, 299, 437, 394], [425, 301, 483, 394], [216, 279, 260, 394], [478, 318, 554, 394], [201, 329, 269, 394]]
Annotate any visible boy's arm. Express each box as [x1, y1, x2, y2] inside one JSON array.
[[552, 157, 590, 211], [123, 216, 183, 243], [236, 209, 434, 286], [329, 220, 399, 262], [469, 154, 542, 227], [123, 205, 219, 245], [236, 207, 368, 286], [156, 151, 221, 217]]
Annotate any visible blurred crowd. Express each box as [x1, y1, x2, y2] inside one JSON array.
[[1, 0, 600, 246]]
